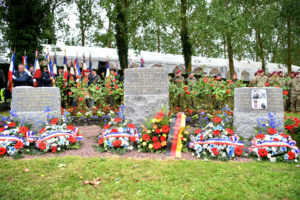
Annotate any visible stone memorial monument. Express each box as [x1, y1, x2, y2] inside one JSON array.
[[11, 86, 61, 132], [234, 87, 284, 139], [124, 68, 169, 129]]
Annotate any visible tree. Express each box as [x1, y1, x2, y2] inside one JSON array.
[[1, 0, 50, 64], [75, 0, 94, 46], [180, 0, 192, 73]]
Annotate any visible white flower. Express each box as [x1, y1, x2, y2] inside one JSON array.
[[128, 146, 133, 151], [270, 157, 276, 162], [57, 147, 61, 151], [295, 159, 298, 163], [196, 154, 200, 158], [221, 152, 226, 158]]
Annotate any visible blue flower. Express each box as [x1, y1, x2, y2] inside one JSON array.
[[43, 106, 51, 113], [107, 140, 112, 148], [227, 146, 234, 157]]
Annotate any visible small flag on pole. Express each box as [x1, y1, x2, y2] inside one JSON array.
[[82, 54, 87, 71], [76, 57, 81, 77], [8, 51, 15, 92], [105, 56, 110, 78], [116, 59, 118, 75], [89, 53, 92, 72], [63, 51, 68, 83], [53, 54, 57, 76], [22, 52, 31, 76], [33, 50, 42, 79], [70, 59, 75, 77], [141, 57, 144, 68]]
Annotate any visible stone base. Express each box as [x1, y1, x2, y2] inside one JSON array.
[[15, 111, 61, 133], [124, 95, 169, 130], [233, 111, 284, 140]]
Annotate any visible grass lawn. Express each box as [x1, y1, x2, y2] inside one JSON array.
[[0, 157, 299, 200]]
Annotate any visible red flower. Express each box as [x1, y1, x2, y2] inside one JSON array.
[[185, 90, 190, 95], [127, 124, 135, 129], [265, 83, 269, 87], [287, 151, 295, 160], [154, 111, 165, 119], [258, 148, 268, 157], [283, 90, 288, 96], [78, 97, 83, 102], [200, 134, 203, 141], [275, 85, 279, 88], [114, 118, 122, 123], [153, 142, 161, 150], [234, 147, 243, 156], [152, 136, 158, 142], [195, 129, 202, 135], [213, 130, 220, 136], [227, 89, 230, 94], [68, 92, 72, 96], [51, 146, 57, 153], [104, 124, 111, 129], [162, 125, 170, 133], [155, 129, 161, 134], [143, 134, 150, 141], [98, 138, 104, 145], [129, 136, 137, 142], [114, 85, 119, 89], [0, 127, 4, 132], [8, 122, 16, 128], [113, 140, 122, 148], [15, 141, 24, 149], [213, 117, 222, 123], [96, 86, 100, 90], [39, 142, 47, 150], [280, 133, 289, 139], [183, 86, 188, 90], [50, 118, 58, 125], [203, 78, 208, 83], [67, 125, 75, 131], [211, 84, 214, 87], [256, 134, 265, 139], [114, 72, 117, 76], [19, 126, 28, 134], [68, 136, 77, 143], [110, 128, 119, 133], [113, 79, 116, 83], [268, 128, 277, 135], [39, 127, 46, 134], [211, 147, 219, 156], [0, 147, 6, 155], [160, 136, 166, 141], [226, 128, 234, 136]]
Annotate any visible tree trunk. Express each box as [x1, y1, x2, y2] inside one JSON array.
[[227, 35, 234, 79], [223, 35, 227, 59], [287, 17, 292, 73], [115, 0, 129, 70], [81, 28, 85, 46], [257, 30, 265, 70], [108, 18, 112, 48], [180, 0, 192, 73], [157, 23, 161, 53]]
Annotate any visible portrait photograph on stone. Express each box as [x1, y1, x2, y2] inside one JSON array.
[[0, 0, 299, 199]]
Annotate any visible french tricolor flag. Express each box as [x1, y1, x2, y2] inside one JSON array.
[[76, 57, 81, 77], [89, 55, 92, 72], [33, 50, 41, 87], [105, 59, 109, 78], [22, 55, 31, 76], [141, 58, 144, 68], [8, 51, 15, 92], [53, 55, 57, 76], [70, 59, 75, 77], [63, 55, 68, 84]]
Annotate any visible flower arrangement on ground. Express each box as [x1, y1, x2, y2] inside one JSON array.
[[139, 108, 190, 153], [97, 106, 139, 154], [35, 108, 83, 153], [248, 113, 299, 162], [0, 111, 34, 157], [189, 107, 244, 160]]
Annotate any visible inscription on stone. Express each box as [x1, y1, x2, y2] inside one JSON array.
[[124, 69, 169, 95], [11, 86, 61, 132], [124, 68, 169, 129], [234, 87, 284, 139]]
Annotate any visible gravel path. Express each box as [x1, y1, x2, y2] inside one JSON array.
[[20, 126, 253, 162]]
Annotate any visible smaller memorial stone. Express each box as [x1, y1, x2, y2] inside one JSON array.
[[11, 86, 61, 132], [234, 87, 284, 139]]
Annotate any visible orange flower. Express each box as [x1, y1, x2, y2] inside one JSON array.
[[283, 90, 288, 96], [153, 124, 158, 129], [265, 83, 269, 87]]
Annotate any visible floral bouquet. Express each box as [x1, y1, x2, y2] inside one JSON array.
[[0, 112, 34, 157], [97, 106, 139, 154], [248, 113, 299, 162], [35, 109, 82, 153], [139, 109, 190, 153], [284, 116, 300, 146], [189, 113, 244, 160]]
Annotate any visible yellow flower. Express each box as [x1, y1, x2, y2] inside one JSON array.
[[155, 119, 162, 123], [140, 138, 143, 142], [152, 119, 156, 123], [142, 142, 146, 146], [183, 138, 187, 141], [163, 134, 167, 137], [184, 131, 189, 135], [148, 144, 153, 149], [147, 130, 151, 134]]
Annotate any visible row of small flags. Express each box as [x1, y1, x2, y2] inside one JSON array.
[[8, 50, 146, 91]]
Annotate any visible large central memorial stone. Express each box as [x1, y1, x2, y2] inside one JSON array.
[[124, 68, 169, 129], [234, 87, 284, 139], [11, 86, 61, 132]]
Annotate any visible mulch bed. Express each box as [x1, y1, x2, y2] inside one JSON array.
[[18, 125, 254, 162]]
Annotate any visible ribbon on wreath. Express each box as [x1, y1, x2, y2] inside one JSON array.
[[98, 129, 140, 143], [35, 129, 83, 149], [0, 135, 25, 143], [189, 138, 244, 149], [248, 137, 299, 154], [166, 112, 186, 158]]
